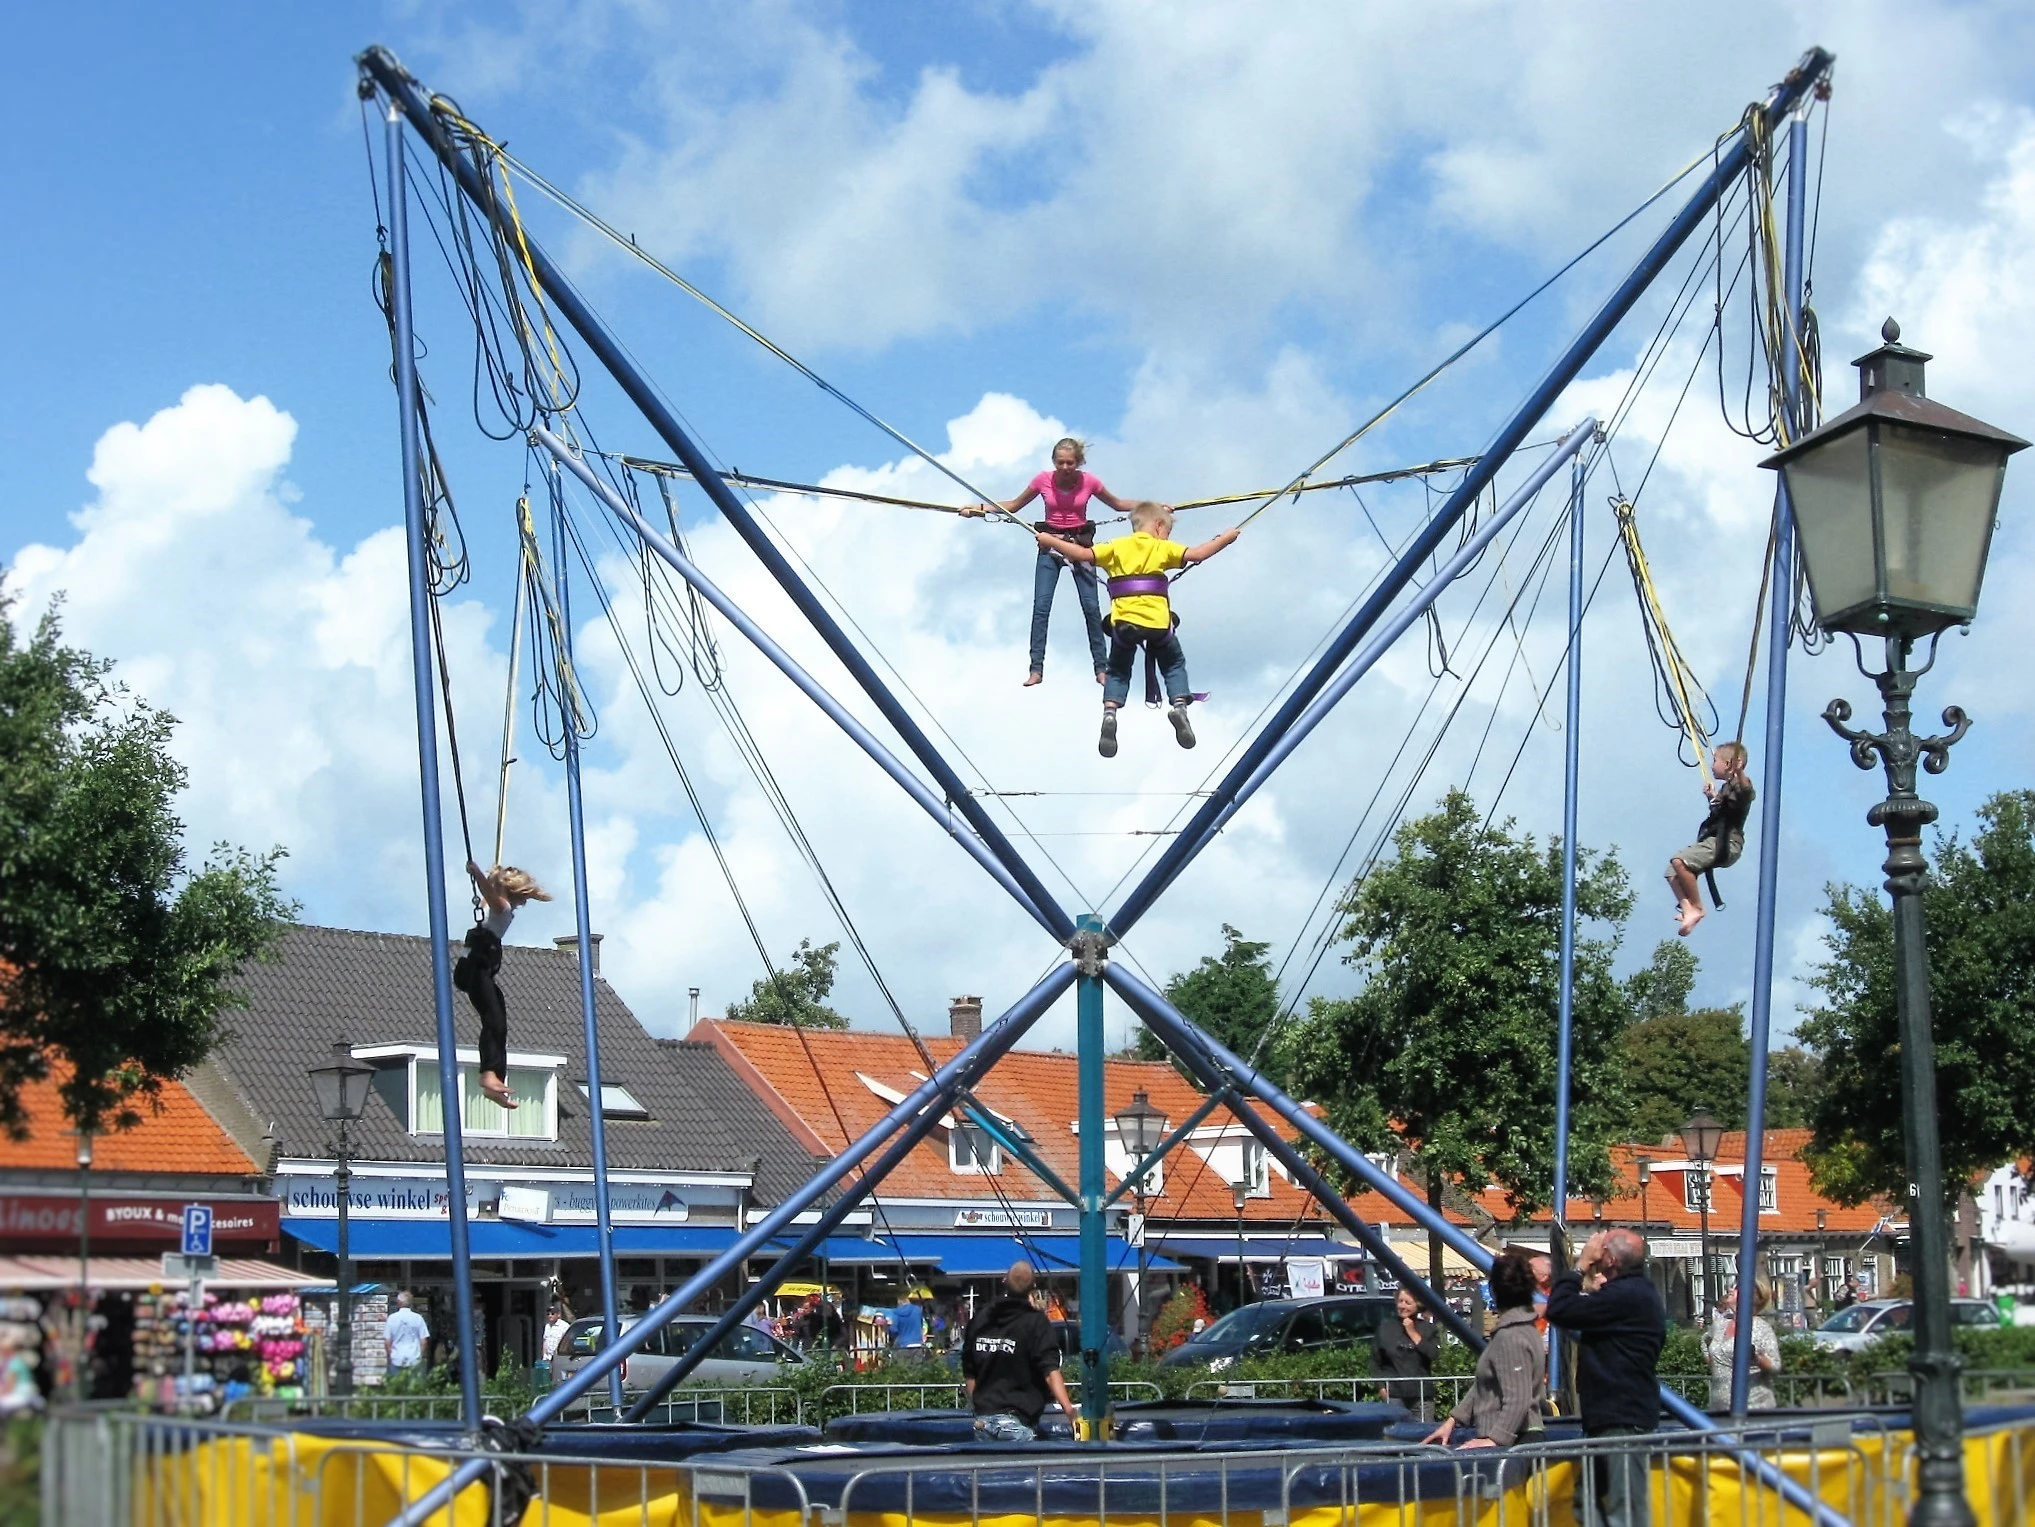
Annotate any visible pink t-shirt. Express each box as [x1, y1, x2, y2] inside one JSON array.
[[1031, 469, 1105, 530]]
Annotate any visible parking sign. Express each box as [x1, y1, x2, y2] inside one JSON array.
[[180, 1204, 213, 1258]]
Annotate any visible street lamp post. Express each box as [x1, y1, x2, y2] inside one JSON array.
[[1111, 1090, 1169, 1355], [1231, 1181, 1250, 1310], [310, 1041, 376, 1397], [74, 1130, 93, 1403], [1681, 1109, 1725, 1319], [1762, 319, 2026, 1527], [1636, 1156, 1653, 1240]]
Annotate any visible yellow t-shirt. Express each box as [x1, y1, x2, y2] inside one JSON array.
[[1093, 532, 1186, 630]]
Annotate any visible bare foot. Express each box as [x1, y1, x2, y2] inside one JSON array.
[[1676, 903, 1705, 937], [1023, 672, 1043, 687], [479, 1072, 519, 1109]]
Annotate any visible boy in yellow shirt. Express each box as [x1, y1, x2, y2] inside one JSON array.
[[1037, 502, 1240, 757]]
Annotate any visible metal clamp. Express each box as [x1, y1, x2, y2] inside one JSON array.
[[1066, 927, 1114, 978]]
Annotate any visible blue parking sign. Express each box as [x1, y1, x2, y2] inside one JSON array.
[[180, 1204, 213, 1258]]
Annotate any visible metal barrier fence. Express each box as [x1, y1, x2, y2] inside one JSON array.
[[41, 1397, 2035, 1527], [222, 1391, 475, 1424], [1865, 1368, 2035, 1406], [1186, 1373, 1476, 1413], [817, 1378, 1164, 1419]]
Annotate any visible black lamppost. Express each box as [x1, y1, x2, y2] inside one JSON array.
[[1112, 1090, 1168, 1354], [74, 1129, 93, 1403], [1762, 318, 2026, 1527], [1635, 1156, 1654, 1239], [310, 1041, 375, 1397], [1680, 1109, 1725, 1317], [1229, 1179, 1252, 1308]]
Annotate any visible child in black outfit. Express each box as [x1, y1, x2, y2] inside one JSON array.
[[1667, 743, 1754, 936], [454, 861, 552, 1108]]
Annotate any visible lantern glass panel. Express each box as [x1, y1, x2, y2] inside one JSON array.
[[1781, 425, 1877, 626], [1876, 422, 2002, 619]]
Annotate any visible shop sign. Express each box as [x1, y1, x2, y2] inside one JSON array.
[[1647, 1237, 1703, 1259], [282, 1175, 693, 1223], [954, 1207, 1052, 1229], [548, 1184, 690, 1223], [0, 1194, 277, 1245], [1285, 1257, 1326, 1299], [280, 1175, 474, 1220]]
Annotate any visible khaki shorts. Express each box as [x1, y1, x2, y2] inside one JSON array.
[[1676, 831, 1743, 875]]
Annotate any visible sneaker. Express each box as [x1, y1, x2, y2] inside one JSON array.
[[1098, 710, 1119, 758], [1168, 702, 1196, 749]]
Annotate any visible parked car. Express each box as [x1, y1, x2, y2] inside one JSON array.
[[548, 1314, 806, 1394], [1156, 1296, 1399, 1371], [1807, 1297, 2000, 1353], [1049, 1319, 1127, 1360]]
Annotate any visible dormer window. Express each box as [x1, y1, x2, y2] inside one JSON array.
[[577, 1082, 651, 1121], [949, 1122, 1001, 1175], [354, 1045, 564, 1141]]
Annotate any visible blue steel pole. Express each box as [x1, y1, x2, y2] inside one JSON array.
[[1075, 917, 1109, 1436], [385, 102, 483, 1431], [1730, 102, 1810, 1417], [358, 47, 1072, 941], [1108, 49, 1832, 940], [535, 428, 1055, 934], [547, 457, 624, 1410], [1116, 965, 1852, 1527], [1550, 448, 1587, 1402], [388, 965, 1074, 1527]]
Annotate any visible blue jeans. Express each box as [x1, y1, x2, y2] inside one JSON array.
[[973, 1411, 1036, 1442], [1103, 624, 1190, 708], [1031, 548, 1107, 675]]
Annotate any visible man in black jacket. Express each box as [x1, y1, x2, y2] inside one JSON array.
[[962, 1262, 1076, 1441], [1545, 1229, 1666, 1527]]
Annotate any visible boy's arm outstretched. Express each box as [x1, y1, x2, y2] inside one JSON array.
[[1183, 528, 1241, 564], [1036, 530, 1098, 564]]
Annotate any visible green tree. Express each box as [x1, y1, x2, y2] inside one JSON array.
[[1623, 939, 1697, 1023], [724, 938, 849, 1028], [0, 602, 294, 1138], [1136, 924, 1280, 1066], [1620, 1003, 1750, 1143], [1798, 790, 2035, 1205], [1278, 791, 1633, 1235], [1763, 1045, 1823, 1129]]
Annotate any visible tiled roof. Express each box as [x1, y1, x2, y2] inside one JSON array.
[[216, 925, 822, 1202], [3, 1064, 258, 1177], [692, 1020, 1331, 1226]]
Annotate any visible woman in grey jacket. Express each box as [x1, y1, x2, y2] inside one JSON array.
[[1424, 1250, 1546, 1448]]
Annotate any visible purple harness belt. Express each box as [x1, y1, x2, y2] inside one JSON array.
[[1106, 574, 1171, 599]]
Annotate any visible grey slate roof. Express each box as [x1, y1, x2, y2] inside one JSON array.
[[215, 924, 823, 1203]]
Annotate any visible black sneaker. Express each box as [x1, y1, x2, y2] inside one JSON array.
[[1099, 710, 1119, 758], [1168, 703, 1196, 749]]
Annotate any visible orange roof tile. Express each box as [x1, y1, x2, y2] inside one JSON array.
[[3, 1064, 257, 1176]]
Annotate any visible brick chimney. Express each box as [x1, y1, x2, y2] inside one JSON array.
[[553, 933, 603, 976], [948, 995, 983, 1040]]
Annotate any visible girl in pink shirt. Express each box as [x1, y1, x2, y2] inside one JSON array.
[[965, 438, 1135, 686]]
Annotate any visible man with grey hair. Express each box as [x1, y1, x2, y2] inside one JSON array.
[[1545, 1229, 1665, 1527], [962, 1261, 1076, 1441], [384, 1290, 431, 1374]]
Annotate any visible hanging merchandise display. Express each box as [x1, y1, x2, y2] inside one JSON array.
[[127, 1285, 306, 1415]]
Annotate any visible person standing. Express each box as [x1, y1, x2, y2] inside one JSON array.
[[1545, 1229, 1666, 1527], [1423, 1250, 1546, 1448], [1705, 1277, 1781, 1410], [962, 1262, 1076, 1441], [1371, 1286, 1439, 1418], [890, 1294, 927, 1353], [384, 1291, 431, 1376]]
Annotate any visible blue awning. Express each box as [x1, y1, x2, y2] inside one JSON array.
[[889, 1234, 1182, 1277], [757, 1235, 912, 1267], [1149, 1234, 1360, 1263], [282, 1219, 741, 1260]]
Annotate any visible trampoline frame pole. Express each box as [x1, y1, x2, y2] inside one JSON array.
[[548, 458, 625, 1410], [1075, 917, 1109, 1434], [1550, 446, 1588, 1401], [385, 100, 482, 1431]]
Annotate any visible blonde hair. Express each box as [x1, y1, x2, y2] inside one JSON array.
[[1752, 1275, 1773, 1311], [1127, 499, 1170, 531], [492, 866, 553, 904], [1050, 437, 1086, 467]]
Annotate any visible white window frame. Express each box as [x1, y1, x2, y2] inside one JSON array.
[[1758, 1164, 1778, 1213], [1243, 1141, 1271, 1197], [576, 1082, 651, 1121], [948, 1122, 1002, 1176], [351, 1044, 565, 1141], [1683, 1167, 1713, 1213]]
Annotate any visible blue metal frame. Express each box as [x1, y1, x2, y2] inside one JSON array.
[[384, 100, 482, 1430], [1730, 102, 1812, 1415], [548, 457, 625, 1409], [1075, 915, 1109, 1432], [359, 48, 1071, 942], [360, 41, 1846, 1524], [1550, 448, 1588, 1399]]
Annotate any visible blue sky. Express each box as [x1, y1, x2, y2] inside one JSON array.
[[10, 2, 2035, 1049]]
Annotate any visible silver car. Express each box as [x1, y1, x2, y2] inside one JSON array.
[[1808, 1297, 2000, 1353], [549, 1314, 805, 1394]]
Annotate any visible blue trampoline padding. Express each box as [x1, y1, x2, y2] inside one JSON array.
[[282, 1416, 820, 1459], [823, 1409, 1075, 1445]]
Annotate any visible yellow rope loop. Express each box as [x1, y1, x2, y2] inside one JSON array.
[[1614, 500, 1715, 783], [517, 494, 591, 737]]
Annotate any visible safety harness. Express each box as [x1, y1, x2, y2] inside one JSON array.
[[1103, 575, 1201, 707]]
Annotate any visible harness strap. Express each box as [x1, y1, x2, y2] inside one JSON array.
[[1705, 868, 1725, 911], [1106, 574, 1171, 599]]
